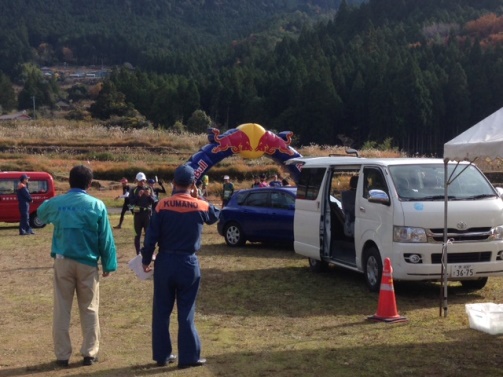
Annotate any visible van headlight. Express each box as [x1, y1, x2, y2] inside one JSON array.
[[490, 225, 503, 240], [393, 226, 427, 243]]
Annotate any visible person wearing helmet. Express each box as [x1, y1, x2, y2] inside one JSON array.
[[129, 172, 156, 255], [114, 177, 131, 229], [221, 175, 234, 207], [147, 177, 166, 203]]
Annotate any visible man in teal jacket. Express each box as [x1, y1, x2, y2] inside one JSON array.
[[38, 165, 117, 368]]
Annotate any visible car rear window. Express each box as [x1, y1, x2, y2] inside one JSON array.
[[243, 191, 269, 207]]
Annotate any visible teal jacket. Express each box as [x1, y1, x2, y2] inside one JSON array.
[[38, 188, 117, 272]]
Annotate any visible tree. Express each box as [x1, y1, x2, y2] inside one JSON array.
[[0, 72, 16, 113], [445, 63, 471, 138], [187, 110, 212, 133], [17, 63, 60, 110], [89, 80, 135, 120]]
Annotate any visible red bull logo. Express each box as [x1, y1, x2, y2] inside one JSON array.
[[211, 128, 253, 154], [255, 131, 295, 156]]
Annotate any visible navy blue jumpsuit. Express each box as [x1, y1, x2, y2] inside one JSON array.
[[142, 192, 220, 365], [16, 181, 33, 235]]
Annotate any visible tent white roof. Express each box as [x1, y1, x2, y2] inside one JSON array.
[[444, 107, 503, 161]]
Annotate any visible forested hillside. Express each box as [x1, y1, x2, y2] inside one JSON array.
[[1, 0, 503, 156], [0, 0, 363, 76]]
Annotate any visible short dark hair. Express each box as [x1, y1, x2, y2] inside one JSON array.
[[69, 165, 93, 190]]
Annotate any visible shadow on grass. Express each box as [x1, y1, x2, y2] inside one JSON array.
[[198, 260, 486, 318], [203, 242, 295, 257], [2, 334, 503, 377], [0, 225, 19, 230]]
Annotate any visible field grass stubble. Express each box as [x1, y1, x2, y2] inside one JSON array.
[[2, 211, 503, 377]]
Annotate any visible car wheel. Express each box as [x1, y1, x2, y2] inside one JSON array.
[[460, 277, 488, 291], [224, 223, 245, 247], [30, 212, 46, 229], [308, 257, 328, 272], [363, 246, 382, 292]]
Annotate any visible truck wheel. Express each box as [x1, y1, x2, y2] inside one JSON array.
[[460, 277, 488, 291], [224, 223, 245, 247], [363, 247, 382, 292], [308, 257, 328, 272], [30, 212, 46, 229]]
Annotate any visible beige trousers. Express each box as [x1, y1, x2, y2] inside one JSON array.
[[53, 257, 100, 360]]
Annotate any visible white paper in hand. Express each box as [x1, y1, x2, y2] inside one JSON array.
[[128, 254, 153, 280]]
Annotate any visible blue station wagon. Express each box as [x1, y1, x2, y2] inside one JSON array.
[[217, 187, 297, 246]]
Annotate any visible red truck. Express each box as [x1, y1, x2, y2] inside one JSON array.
[[0, 171, 56, 228]]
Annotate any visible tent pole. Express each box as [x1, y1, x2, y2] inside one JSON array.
[[441, 160, 449, 317]]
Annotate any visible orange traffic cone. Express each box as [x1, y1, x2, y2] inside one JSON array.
[[367, 257, 408, 323]]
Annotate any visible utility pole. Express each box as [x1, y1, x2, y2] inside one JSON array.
[[32, 96, 36, 120]]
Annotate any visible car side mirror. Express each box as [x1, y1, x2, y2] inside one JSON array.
[[368, 189, 390, 206], [496, 187, 503, 199]]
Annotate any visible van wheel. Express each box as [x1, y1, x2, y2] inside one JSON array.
[[308, 258, 328, 273], [460, 277, 488, 291], [363, 247, 382, 292], [224, 223, 245, 247], [30, 212, 46, 229]]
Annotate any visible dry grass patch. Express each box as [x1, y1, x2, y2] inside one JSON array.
[[1, 208, 503, 377]]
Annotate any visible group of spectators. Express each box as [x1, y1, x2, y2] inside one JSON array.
[[222, 173, 292, 207], [250, 174, 290, 188], [26, 166, 292, 370], [35, 164, 219, 370]]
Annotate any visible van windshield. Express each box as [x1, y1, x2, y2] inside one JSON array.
[[389, 164, 496, 201]]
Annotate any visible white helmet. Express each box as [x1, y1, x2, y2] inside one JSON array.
[[136, 172, 146, 181]]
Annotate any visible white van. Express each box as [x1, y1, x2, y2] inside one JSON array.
[[289, 156, 503, 291]]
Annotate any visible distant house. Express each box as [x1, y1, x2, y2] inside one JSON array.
[[55, 100, 71, 110], [0, 111, 31, 121]]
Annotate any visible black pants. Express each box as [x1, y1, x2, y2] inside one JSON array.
[[118, 201, 129, 226], [134, 210, 151, 254]]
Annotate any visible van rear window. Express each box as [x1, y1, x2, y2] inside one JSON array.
[[296, 168, 325, 200], [0, 179, 48, 195]]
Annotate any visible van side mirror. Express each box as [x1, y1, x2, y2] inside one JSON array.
[[496, 187, 503, 199], [368, 189, 390, 205]]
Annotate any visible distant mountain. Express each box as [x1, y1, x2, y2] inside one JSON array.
[[0, 0, 365, 76]]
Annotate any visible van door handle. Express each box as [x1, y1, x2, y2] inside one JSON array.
[[359, 206, 365, 213]]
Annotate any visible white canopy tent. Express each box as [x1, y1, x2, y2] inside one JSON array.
[[445, 107, 503, 161], [442, 107, 503, 316]]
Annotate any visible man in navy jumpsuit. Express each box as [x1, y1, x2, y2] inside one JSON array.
[[17, 174, 34, 235], [141, 165, 220, 369]]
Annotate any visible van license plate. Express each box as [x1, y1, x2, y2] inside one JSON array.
[[450, 264, 474, 277]]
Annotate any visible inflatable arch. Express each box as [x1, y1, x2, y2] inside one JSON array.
[[186, 123, 303, 183]]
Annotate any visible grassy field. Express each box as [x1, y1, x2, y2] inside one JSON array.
[[2, 121, 503, 376], [1, 204, 503, 377]]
